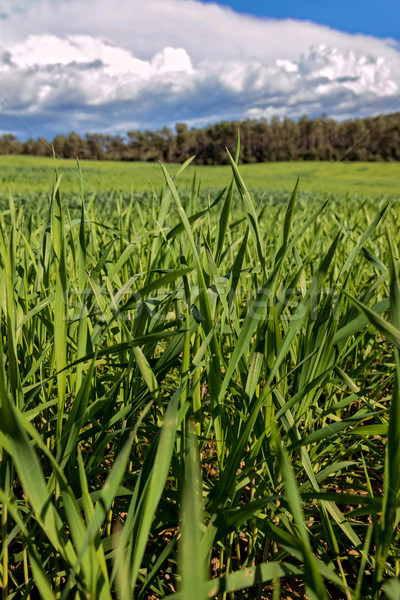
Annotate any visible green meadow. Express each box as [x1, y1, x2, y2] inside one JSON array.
[[0, 155, 399, 198], [1, 149, 400, 599]]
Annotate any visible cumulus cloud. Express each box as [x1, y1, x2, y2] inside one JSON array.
[[0, 0, 399, 138]]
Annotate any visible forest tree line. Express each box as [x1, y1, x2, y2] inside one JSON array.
[[1, 112, 400, 163]]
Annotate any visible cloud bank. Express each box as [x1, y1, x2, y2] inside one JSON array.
[[0, 0, 399, 138]]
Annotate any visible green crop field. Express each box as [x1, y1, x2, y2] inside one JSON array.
[[0, 154, 399, 198], [1, 150, 400, 599]]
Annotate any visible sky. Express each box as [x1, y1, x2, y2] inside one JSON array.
[[201, 1, 400, 40], [0, 0, 399, 139]]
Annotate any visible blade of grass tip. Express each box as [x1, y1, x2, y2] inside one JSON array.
[[132, 345, 159, 403], [153, 186, 171, 255], [226, 148, 266, 276], [173, 155, 196, 180], [271, 424, 329, 600], [189, 170, 198, 215], [229, 225, 249, 305], [375, 232, 400, 588], [40, 187, 55, 290], [274, 175, 300, 267], [75, 164, 88, 393], [234, 129, 240, 163], [159, 163, 203, 276], [59, 359, 95, 471], [215, 132, 240, 266], [51, 171, 68, 443], [76, 157, 84, 199], [167, 188, 225, 243], [179, 423, 207, 600], [215, 181, 234, 267], [77, 158, 87, 292], [332, 298, 390, 346], [339, 289, 400, 349], [338, 203, 388, 280]]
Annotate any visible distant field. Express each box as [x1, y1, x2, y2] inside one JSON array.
[[0, 155, 399, 197]]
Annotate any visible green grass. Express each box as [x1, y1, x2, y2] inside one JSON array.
[[0, 155, 400, 197], [1, 151, 400, 599]]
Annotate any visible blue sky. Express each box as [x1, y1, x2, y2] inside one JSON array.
[[0, 0, 399, 139], [201, 0, 400, 40]]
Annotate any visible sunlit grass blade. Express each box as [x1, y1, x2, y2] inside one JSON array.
[[179, 424, 206, 600]]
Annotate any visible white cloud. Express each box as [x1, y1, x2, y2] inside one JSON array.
[[0, 0, 399, 138]]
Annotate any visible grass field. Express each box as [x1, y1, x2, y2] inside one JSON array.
[[1, 150, 400, 599], [0, 155, 400, 198]]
